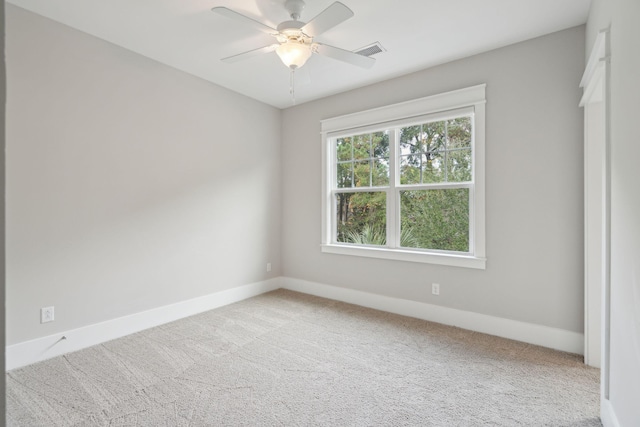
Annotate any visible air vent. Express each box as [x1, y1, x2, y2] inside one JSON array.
[[353, 42, 385, 57]]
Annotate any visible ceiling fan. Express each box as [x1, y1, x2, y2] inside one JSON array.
[[212, 0, 375, 71]]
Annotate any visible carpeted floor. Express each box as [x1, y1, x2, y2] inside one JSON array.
[[7, 289, 601, 426]]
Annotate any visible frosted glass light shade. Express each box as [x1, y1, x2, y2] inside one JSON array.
[[276, 41, 312, 69]]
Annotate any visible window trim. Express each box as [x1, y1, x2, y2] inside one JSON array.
[[320, 85, 486, 269]]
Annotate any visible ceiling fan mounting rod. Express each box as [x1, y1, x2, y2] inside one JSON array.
[[285, 0, 306, 20]]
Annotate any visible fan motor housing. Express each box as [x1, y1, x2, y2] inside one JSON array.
[[277, 20, 305, 33]]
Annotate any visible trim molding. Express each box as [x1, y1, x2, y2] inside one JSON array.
[[320, 84, 487, 133], [280, 277, 584, 355], [601, 398, 621, 427], [580, 29, 609, 91], [6, 278, 280, 371], [321, 244, 486, 269]]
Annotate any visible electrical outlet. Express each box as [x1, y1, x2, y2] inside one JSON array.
[[432, 283, 440, 296], [266, 262, 272, 272], [41, 306, 55, 323]]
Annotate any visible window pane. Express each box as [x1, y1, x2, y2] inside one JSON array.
[[400, 189, 469, 252], [423, 151, 445, 183], [336, 192, 387, 246], [422, 121, 446, 152], [372, 131, 390, 158], [337, 162, 353, 188], [400, 125, 421, 152], [353, 134, 370, 160], [447, 117, 472, 149], [400, 123, 445, 154], [336, 137, 353, 161], [354, 160, 371, 187], [373, 158, 389, 186], [400, 152, 445, 184], [447, 149, 472, 182], [400, 154, 422, 185]]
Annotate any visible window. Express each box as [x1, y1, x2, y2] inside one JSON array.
[[321, 85, 486, 269]]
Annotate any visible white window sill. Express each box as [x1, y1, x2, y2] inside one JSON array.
[[321, 244, 486, 269]]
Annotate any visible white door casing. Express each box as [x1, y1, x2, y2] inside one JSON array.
[[579, 28, 610, 394]]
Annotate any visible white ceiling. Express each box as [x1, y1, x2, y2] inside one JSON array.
[[8, 0, 591, 109]]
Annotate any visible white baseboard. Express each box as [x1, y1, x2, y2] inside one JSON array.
[[280, 277, 584, 355], [601, 398, 621, 427], [6, 278, 281, 371], [7, 276, 585, 371]]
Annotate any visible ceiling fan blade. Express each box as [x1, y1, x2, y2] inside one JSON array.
[[314, 43, 375, 69], [221, 44, 279, 64], [211, 7, 277, 35], [301, 2, 353, 37]]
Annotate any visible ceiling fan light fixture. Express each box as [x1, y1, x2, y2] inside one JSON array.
[[276, 41, 312, 69], [215, 1, 376, 72]]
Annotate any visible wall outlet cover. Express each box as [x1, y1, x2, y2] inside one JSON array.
[[41, 306, 55, 323]]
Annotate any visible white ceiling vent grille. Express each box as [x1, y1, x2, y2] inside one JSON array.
[[353, 42, 385, 57]]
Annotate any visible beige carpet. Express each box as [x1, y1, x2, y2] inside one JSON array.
[[7, 289, 600, 426]]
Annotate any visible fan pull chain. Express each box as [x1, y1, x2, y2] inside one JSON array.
[[289, 68, 296, 105]]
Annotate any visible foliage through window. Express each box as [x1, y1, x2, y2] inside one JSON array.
[[321, 85, 486, 268], [334, 115, 472, 252]]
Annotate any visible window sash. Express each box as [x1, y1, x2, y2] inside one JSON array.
[[330, 187, 474, 253]]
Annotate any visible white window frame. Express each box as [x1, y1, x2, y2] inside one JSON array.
[[320, 84, 486, 269]]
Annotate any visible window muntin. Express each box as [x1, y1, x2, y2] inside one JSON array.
[[321, 85, 486, 269]]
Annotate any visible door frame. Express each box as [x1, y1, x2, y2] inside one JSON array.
[[579, 28, 610, 394]]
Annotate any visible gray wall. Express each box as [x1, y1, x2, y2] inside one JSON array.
[[282, 26, 586, 333], [6, 5, 282, 345], [587, 0, 640, 425]]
